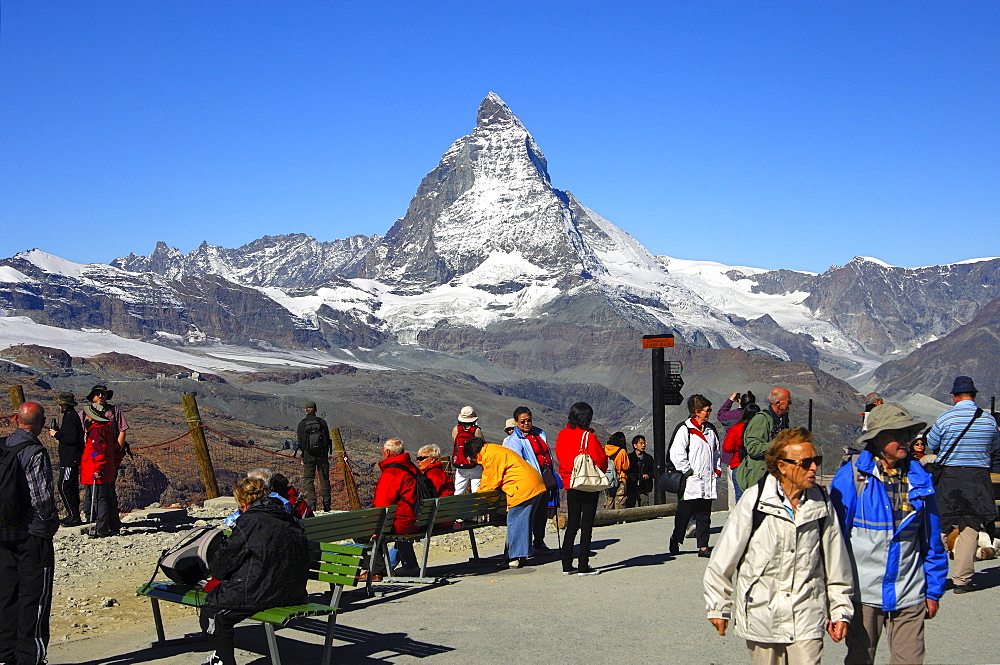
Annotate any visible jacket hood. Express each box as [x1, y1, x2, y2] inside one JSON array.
[[379, 451, 416, 471], [854, 449, 935, 498]]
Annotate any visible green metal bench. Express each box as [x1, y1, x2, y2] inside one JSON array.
[[136, 542, 365, 665], [301, 505, 396, 596], [381, 489, 507, 583]]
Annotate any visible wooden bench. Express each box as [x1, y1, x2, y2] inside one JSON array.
[[136, 542, 366, 665], [301, 505, 397, 596], [379, 490, 507, 583]]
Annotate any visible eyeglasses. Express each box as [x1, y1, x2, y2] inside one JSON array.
[[779, 456, 823, 468], [517, 418, 532, 424], [415, 456, 431, 461]]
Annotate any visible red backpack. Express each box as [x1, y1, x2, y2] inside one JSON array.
[[452, 424, 481, 467]]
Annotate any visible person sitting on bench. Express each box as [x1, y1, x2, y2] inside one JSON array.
[[200, 476, 309, 665]]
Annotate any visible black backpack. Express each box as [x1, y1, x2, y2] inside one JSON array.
[[302, 419, 328, 457], [0, 438, 35, 531], [385, 463, 437, 511]]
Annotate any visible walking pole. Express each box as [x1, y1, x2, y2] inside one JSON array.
[[88, 476, 98, 538]]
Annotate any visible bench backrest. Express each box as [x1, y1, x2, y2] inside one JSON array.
[[302, 505, 397, 545], [412, 490, 507, 530], [309, 542, 366, 588]]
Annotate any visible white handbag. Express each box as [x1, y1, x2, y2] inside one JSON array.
[[569, 432, 610, 492]]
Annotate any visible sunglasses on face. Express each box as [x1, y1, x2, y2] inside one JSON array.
[[780, 456, 823, 468], [416, 456, 431, 461]]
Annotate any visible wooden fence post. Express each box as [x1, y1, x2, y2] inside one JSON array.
[[9, 385, 25, 410], [181, 393, 219, 500], [330, 427, 360, 510]]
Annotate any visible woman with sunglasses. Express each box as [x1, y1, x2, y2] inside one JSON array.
[[704, 427, 853, 664]]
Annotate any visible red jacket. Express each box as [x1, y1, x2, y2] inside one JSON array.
[[80, 420, 122, 485], [374, 452, 419, 535], [721, 421, 747, 469], [555, 425, 608, 489], [423, 461, 455, 497]]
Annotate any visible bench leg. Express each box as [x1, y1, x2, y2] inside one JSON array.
[[468, 530, 480, 559], [419, 533, 432, 578], [263, 623, 282, 665], [322, 614, 337, 665], [150, 597, 166, 645]]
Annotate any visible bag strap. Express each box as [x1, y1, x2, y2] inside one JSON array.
[[579, 431, 590, 454], [935, 408, 983, 465]]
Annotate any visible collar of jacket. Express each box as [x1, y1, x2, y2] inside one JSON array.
[[755, 473, 830, 524], [854, 449, 935, 499]]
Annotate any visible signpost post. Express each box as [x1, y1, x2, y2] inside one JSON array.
[[642, 334, 682, 505]]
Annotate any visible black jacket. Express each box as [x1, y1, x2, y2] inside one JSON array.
[[206, 497, 309, 610], [54, 406, 85, 467], [296, 413, 332, 462], [626, 450, 655, 494]]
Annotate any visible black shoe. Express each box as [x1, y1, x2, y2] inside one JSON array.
[[953, 583, 976, 594], [60, 518, 83, 527], [497, 560, 511, 570], [577, 566, 601, 576], [562, 566, 577, 576], [669, 538, 680, 555], [322, 503, 331, 512], [698, 547, 713, 558]]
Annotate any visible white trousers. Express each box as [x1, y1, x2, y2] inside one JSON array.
[[453, 466, 482, 495]]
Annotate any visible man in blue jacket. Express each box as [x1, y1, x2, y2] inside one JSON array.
[[831, 403, 947, 665]]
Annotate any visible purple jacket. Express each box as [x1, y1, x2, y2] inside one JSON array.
[[717, 399, 743, 429]]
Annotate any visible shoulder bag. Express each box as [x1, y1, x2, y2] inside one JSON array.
[[569, 432, 610, 492]]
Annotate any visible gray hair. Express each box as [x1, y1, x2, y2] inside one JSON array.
[[417, 444, 441, 459], [247, 468, 273, 489], [383, 438, 404, 456]]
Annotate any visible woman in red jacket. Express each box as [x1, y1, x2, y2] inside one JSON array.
[[554, 402, 608, 576], [721, 403, 760, 505], [80, 403, 123, 537]]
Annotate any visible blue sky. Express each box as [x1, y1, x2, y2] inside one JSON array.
[[2, 2, 997, 273]]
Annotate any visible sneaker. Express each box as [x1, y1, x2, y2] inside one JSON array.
[[496, 560, 511, 570], [512, 558, 526, 569], [60, 517, 83, 527], [562, 567, 577, 576], [577, 566, 601, 576], [686, 524, 697, 539]]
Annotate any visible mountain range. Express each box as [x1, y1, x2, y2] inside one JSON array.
[[2, 92, 999, 442]]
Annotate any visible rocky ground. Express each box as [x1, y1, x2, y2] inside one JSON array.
[[49, 503, 508, 647]]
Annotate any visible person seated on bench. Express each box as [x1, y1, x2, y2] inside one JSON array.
[[223, 468, 293, 527], [416, 444, 455, 498], [200, 476, 309, 665], [464, 436, 547, 570], [361, 438, 421, 581]]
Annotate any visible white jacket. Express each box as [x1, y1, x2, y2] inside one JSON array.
[[669, 419, 720, 501], [703, 475, 854, 643]]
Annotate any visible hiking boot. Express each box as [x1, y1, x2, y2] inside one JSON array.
[[357, 571, 382, 582]]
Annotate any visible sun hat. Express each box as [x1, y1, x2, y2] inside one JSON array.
[[856, 402, 926, 445], [55, 392, 77, 407], [457, 406, 478, 423], [82, 403, 110, 423], [505, 418, 517, 431], [950, 376, 977, 395], [86, 384, 114, 401]]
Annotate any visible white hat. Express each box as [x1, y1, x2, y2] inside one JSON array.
[[457, 406, 478, 423]]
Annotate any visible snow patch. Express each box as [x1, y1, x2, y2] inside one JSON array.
[[0, 266, 36, 283]]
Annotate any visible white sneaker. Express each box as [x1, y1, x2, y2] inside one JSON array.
[[205, 653, 223, 665], [577, 566, 601, 576]]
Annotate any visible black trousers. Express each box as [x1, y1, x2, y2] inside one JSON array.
[[531, 489, 553, 548], [58, 464, 81, 521], [0, 535, 54, 665], [672, 498, 712, 549], [86, 483, 121, 535], [200, 606, 257, 665], [561, 489, 600, 570], [301, 457, 331, 510]]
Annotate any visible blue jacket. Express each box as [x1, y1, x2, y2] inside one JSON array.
[[502, 429, 543, 474], [830, 451, 947, 610]]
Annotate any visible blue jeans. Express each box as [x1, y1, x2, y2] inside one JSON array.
[[731, 467, 744, 503], [506, 494, 544, 559]]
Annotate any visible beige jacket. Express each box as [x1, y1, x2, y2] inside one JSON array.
[[703, 474, 854, 643]]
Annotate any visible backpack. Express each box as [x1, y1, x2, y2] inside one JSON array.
[[154, 525, 226, 585], [0, 438, 34, 531], [452, 424, 480, 467], [302, 418, 328, 457], [386, 463, 438, 511], [606, 448, 622, 491]]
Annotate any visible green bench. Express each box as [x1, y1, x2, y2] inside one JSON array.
[[301, 505, 397, 596], [136, 542, 365, 665], [380, 489, 507, 583]]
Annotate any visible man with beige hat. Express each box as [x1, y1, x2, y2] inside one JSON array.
[[451, 406, 483, 496], [831, 403, 947, 664]]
